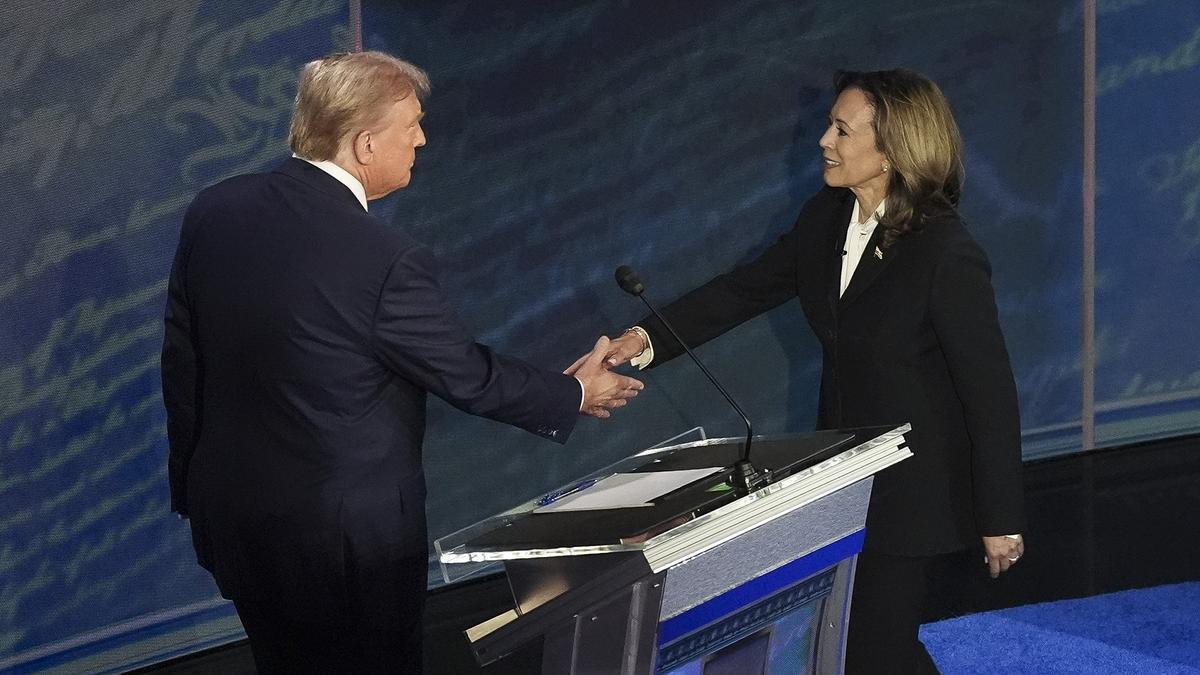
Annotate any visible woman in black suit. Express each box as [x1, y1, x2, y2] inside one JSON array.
[[599, 69, 1026, 673]]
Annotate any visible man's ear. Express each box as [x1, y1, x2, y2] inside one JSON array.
[[352, 129, 373, 165]]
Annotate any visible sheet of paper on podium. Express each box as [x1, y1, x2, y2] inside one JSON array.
[[534, 467, 725, 513]]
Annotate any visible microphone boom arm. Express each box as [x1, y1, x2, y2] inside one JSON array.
[[615, 265, 767, 494]]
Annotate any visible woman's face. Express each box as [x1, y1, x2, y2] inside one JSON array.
[[819, 88, 890, 199]]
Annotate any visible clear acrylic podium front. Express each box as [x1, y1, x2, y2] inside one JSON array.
[[436, 425, 912, 674]]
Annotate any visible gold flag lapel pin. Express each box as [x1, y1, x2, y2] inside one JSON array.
[[874, 246, 883, 260]]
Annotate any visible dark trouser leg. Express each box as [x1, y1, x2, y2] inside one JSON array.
[[844, 551, 939, 675], [233, 599, 422, 674]]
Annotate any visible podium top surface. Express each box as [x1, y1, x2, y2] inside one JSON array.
[[435, 425, 910, 580]]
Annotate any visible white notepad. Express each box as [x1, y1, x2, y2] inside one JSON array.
[[534, 467, 725, 513]]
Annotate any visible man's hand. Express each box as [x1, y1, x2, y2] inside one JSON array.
[[568, 337, 644, 418], [565, 330, 648, 374], [604, 330, 648, 368], [982, 534, 1025, 579]]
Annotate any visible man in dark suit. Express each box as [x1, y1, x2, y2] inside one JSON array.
[[161, 51, 643, 673]]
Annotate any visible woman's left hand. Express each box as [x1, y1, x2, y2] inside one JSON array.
[[982, 534, 1024, 579]]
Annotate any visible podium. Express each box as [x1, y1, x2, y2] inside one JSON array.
[[436, 425, 911, 674]]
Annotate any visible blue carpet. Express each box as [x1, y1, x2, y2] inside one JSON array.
[[920, 582, 1200, 674]]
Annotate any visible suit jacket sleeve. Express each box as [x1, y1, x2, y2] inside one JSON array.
[[161, 205, 202, 516], [370, 244, 581, 443], [929, 234, 1026, 536], [640, 221, 802, 367]]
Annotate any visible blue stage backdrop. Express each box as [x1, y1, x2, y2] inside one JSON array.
[[1094, 1, 1200, 444], [0, 0, 1197, 671]]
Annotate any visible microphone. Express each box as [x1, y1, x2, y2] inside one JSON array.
[[615, 265, 644, 295], [614, 265, 767, 495]]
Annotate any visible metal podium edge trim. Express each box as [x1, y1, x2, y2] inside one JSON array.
[[642, 425, 911, 573]]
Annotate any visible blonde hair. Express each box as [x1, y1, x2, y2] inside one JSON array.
[[288, 51, 430, 161], [835, 69, 964, 248]]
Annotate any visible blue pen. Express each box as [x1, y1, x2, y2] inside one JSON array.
[[537, 478, 599, 506]]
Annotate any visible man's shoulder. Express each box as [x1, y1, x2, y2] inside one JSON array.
[[184, 168, 416, 253], [187, 169, 274, 214], [188, 163, 361, 218]]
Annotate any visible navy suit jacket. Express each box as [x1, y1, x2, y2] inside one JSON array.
[[640, 186, 1025, 556], [161, 158, 581, 627]]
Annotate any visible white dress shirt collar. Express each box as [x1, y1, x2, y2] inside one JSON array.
[[849, 197, 885, 232], [293, 154, 368, 211], [839, 198, 886, 297]]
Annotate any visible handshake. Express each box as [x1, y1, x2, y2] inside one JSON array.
[[563, 331, 653, 419]]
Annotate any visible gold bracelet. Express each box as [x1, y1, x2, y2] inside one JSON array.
[[622, 326, 650, 357]]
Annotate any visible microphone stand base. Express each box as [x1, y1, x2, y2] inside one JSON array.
[[731, 459, 770, 496]]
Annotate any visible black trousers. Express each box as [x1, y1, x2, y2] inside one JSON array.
[[844, 551, 940, 675], [233, 599, 423, 674]]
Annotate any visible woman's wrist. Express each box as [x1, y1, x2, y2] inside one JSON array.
[[621, 326, 650, 357]]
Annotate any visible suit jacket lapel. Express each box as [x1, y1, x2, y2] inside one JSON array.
[[826, 193, 854, 313], [839, 222, 898, 308]]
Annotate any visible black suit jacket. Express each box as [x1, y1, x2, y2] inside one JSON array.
[[161, 158, 581, 627], [640, 186, 1025, 556]]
